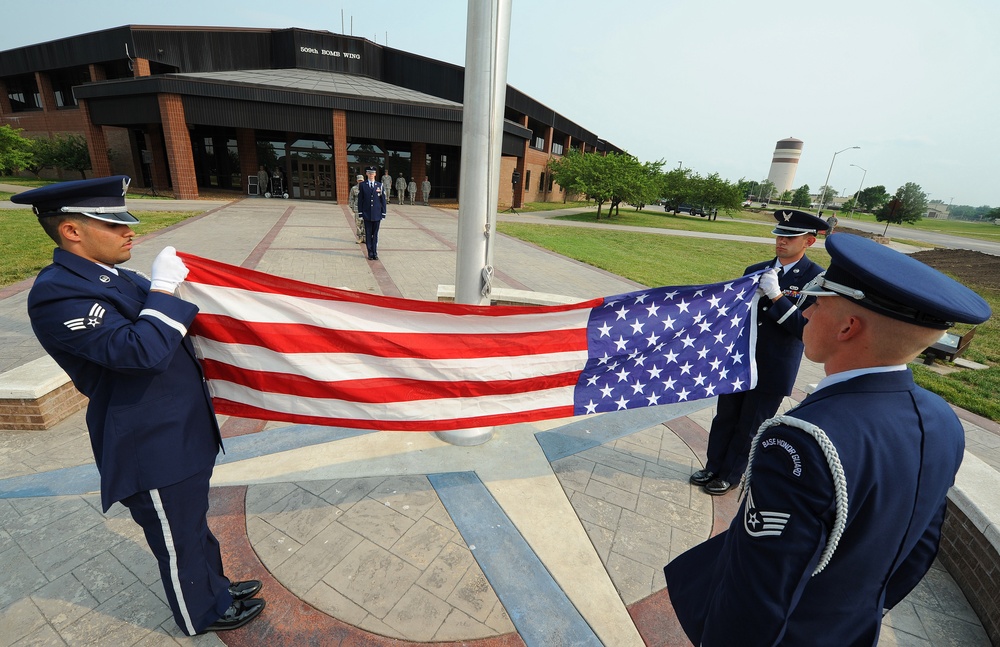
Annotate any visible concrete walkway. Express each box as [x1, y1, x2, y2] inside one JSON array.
[[0, 196, 993, 645]]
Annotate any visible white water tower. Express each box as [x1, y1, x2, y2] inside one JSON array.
[[766, 137, 803, 197]]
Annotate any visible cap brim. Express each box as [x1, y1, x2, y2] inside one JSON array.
[[771, 226, 814, 236], [83, 211, 140, 224]]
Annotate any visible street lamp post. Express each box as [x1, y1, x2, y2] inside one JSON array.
[[816, 146, 860, 216], [847, 163, 867, 219]]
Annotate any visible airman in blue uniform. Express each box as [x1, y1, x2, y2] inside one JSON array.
[[692, 210, 829, 494], [14, 176, 265, 636], [359, 166, 388, 260], [665, 233, 991, 646]]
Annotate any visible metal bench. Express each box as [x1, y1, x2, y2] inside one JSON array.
[[922, 327, 977, 364]]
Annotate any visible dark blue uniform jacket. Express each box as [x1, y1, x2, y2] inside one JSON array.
[[358, 181, 387, 221], [27, 248, 222, 512], [748, 256, 824, 395], [665, 370, 964, 646]]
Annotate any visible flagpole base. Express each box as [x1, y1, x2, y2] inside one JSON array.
[[434, 426, 494, 446]]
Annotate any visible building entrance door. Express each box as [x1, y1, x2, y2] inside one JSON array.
[[292, 160, 335, 200]]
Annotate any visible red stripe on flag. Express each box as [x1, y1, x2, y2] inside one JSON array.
[[191, 314, 588, 359], [209, 398, 577, 432], [201, 358, 582, 401]]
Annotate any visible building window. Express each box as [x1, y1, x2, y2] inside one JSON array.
[[551, 142, 564, 156], [531, 135, 546, 151], [5, 74, 41, 112], [50, 66, 90, 108], [538, 172, 545, 191], [525, 170, 531, 191]]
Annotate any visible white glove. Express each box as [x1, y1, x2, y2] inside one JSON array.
[[150, 246, 189, 294], [758, 268, 782, 300]]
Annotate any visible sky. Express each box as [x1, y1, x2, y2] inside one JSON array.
[[6, 0, 999, 207]]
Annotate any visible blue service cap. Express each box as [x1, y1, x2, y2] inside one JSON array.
[[365, 167, 377, 173], [10, 175, 140, 224], [799, 233, 991, 329], [771, 209, 829, 236]]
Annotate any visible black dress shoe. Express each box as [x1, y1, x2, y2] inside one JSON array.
[[704, 478, 735, 495], [203, 598, 265, 632], [689, 469, 716, 486], [373, 254, 379, 260], [229, 579, 263, 602]]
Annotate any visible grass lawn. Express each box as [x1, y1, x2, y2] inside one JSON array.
[[517, 200, 594, 212], [0, 208, 198, 287], [498, 220, 999, 422], [553, 207, 777, 238]]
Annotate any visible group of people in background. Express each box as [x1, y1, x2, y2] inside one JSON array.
[[348, 168, 433, 260]]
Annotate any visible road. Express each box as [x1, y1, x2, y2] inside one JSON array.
[[835, 216, 1000, 256]]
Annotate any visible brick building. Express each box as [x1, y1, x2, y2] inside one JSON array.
[[0, 25, 620, 205]]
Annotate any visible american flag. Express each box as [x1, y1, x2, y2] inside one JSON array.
[[177, 253, 761, 432]]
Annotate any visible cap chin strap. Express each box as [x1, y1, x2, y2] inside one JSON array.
[[796, 272, 865, 306]]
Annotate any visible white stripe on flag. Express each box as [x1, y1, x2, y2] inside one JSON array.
[[195, 338, 591, 383]]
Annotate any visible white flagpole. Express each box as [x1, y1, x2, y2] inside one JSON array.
[[437, 0, 512, 446]]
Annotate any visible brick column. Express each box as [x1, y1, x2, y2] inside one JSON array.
[[133, 58, 151, 77], [145, 129, 171, 193], [78, 99, 112, 178], [332, 109, 349, 203], [236, 128, 258, 195], [35, 72, 57, 112], [89, 64, 107, 82], [157, 94, 198, 199], [0, 79, 12, 115], [412, 142, 427, 185]]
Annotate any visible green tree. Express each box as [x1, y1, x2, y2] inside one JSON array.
[[659, 167, 690, 206], [778, 190, 793, 205], [26, 137, 57, 177], [623, 158, 666, 211], [50, 133, 91, 179], [876, 182, 928, 235], [549, 149, 612, 217], [689, 172, 743, 214], [791, 184, 811, 207], [857, 185, 890, 212], [816, 185, 838, 212], [0, 125, 35, 175]]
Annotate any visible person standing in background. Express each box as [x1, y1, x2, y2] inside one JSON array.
[[359, 167, 387, 260], [348, 174, 364, 244], [256, 165, 269, 197], [407, 178, 417, 205], [421, 177, 432, 205], [395, 173, 407, 205], [381, 169, 393, 202]]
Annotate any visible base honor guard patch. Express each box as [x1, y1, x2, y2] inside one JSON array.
[[743, 487, 791, 538], [64, 303, 106, 331]]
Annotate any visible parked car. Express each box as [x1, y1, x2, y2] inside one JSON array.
[[666, 203, 717, 220]]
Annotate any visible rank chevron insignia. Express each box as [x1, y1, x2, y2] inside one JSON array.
[[64, 303, 106, 331]]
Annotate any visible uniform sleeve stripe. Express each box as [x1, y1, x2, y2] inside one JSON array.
[[775, 301, 796, 324], [140, 308, 189, 337]]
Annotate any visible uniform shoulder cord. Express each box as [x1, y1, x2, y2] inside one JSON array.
[[740, 415, 849, 576]]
